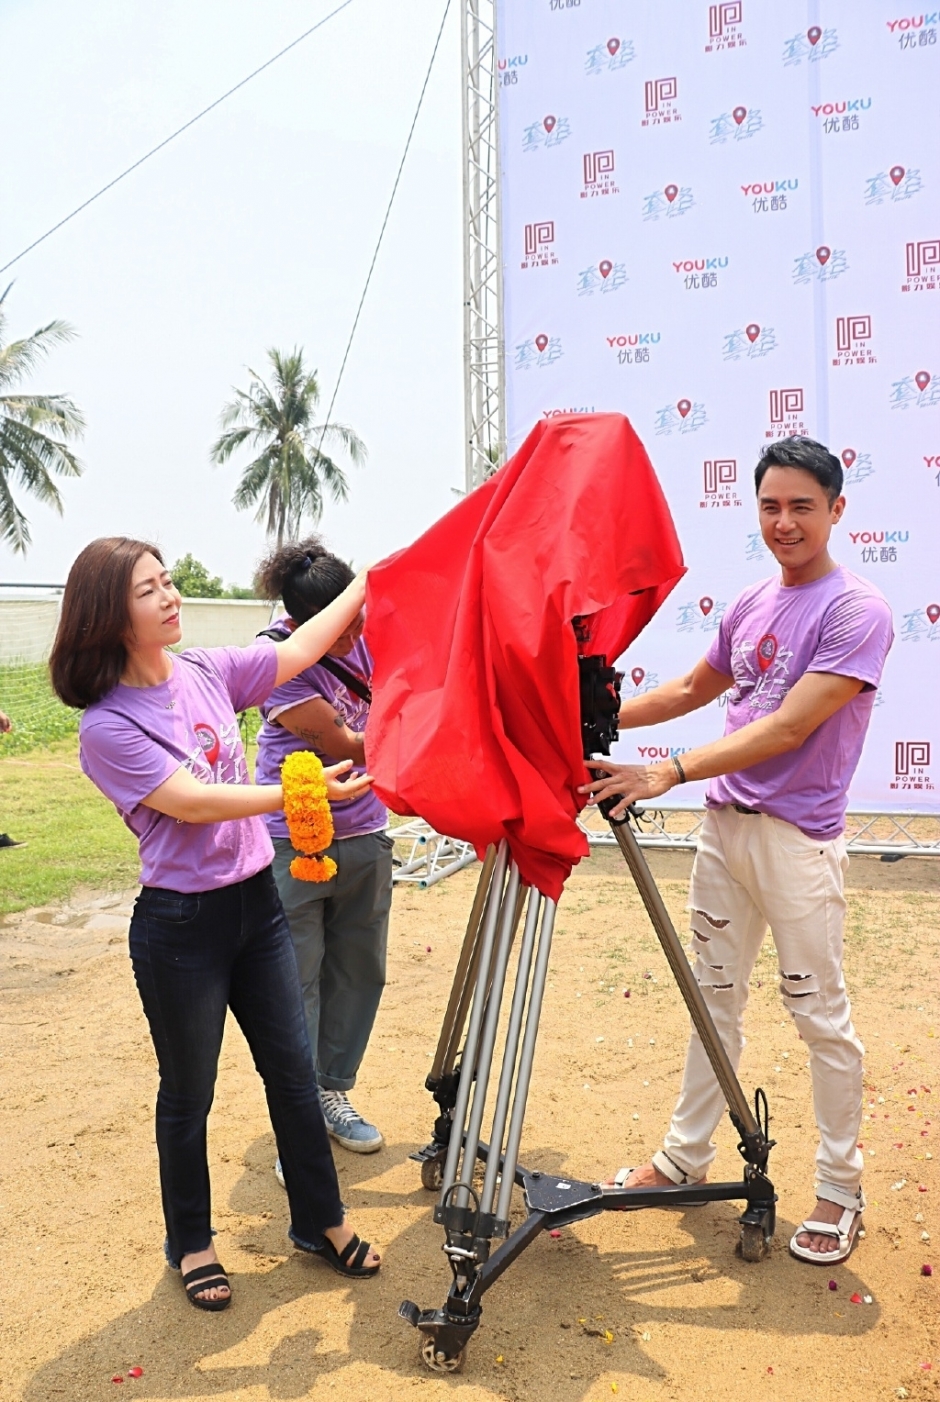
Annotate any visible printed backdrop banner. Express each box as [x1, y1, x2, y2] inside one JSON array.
[[496, 0, 940, 814]]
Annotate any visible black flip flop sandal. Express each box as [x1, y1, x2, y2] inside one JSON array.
[[309, 1233, 380, 1278], [182, 1262, 232, 1311]]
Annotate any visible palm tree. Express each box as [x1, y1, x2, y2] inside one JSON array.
[[0, 285, 84, 554], [211, 348, 366, 546]]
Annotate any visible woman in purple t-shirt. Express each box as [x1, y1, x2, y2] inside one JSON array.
[[50, 537, 381, 1311]]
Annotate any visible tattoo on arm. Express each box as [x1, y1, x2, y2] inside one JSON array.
[[297, 728, 325, 746], [332, 715, 345, 728]]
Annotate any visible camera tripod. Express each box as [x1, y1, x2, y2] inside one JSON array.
[[400, 654, 776, 1374]]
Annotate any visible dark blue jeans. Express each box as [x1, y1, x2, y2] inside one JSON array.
[[129, 865, 344, 1267]]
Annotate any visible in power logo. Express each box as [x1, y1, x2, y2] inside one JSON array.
[[710, 2, 742, 36], [769, 388, 804, 422], [645, 77, 678, 110], [584, 150, 615, 184], [704, 458, 737, 492], [906, 239, 940, 275], [524, 222, 555, 256], [836, 315, 872, 352], [895, 740, 931, 774]]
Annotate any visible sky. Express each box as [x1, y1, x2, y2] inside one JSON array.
[[0, 0, 463, 588]]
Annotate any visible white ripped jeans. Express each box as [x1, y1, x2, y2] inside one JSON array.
[[651, 805, 865, 1212]]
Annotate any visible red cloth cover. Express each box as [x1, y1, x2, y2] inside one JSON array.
[[364, 413, 685, 899]]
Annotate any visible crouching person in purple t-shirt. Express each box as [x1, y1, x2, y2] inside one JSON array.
[[50, 538, 382, 1312], [254, 540, 392, 1167], [581, 437, 894, 1268]]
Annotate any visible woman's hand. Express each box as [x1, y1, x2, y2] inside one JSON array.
[[577, 760, 677, 820], [323, 758, 374, 803]]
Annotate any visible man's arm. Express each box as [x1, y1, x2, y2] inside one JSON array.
[[582, 670, 865, 818], [275, 696, 366, 765], [619, 658, 732, 729]]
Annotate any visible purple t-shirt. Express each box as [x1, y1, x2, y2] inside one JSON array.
[[79, 645, 278, 893], [704, 566, 893, 839], [255, 628, 387, 842]]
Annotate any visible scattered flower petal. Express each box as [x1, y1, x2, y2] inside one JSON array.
[[828, 1279, 838, 1291], [922, 1263, 933, 1276], [850, 1292, 863, 1304], [127, 1369, 144, 1379], [426, 945, 432, 953], [111, 1380, 123, 1387], [863, 1294, 873, 1304], [550, 1229, 562, 1239], [495, 1354, 504, 1364]]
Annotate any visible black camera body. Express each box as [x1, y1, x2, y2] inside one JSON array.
[[577, 652, 622, 760]]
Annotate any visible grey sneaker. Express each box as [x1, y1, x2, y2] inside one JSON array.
[[319, 1089, 384, 1154], [274, 1156, 286, 1189]]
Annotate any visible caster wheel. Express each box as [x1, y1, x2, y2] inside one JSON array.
[[420, 1156, 445, 1192], [421, 1337, 464, 1373], [739, 1221, 770, 1262]]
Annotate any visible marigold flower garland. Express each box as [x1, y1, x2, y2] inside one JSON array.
[[281, 751, 336, 882]]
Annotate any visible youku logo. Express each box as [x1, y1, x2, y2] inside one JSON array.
[[498, 54, 528, 87], [542, 405, 596, 418], [585, 36, 635, 75], [890, 369, 940, 409], [643, 77, 681, 127], [577, 260, 628, 295], [887, 12, 940, 48], [643, 184, 694, 220], [709, 105, 763, 143], [706, 2, 746, 52], [891, 740, 934, 793], [655, 399, 707, 435], [723, 323, 776, 360], [521, 222, 558, 271], [522, 114, 571, 152], [902, 239, 940, 291], [782, 27, 839, 64], [701, 458, 742, 511], [674, 256, 727, 291], [606, 331, 659, 365], [900, 603, 940, 644], [582, 150, 619, 198], [849, 527, 909, 566], [514, 334, 563, 370], [813, 98, 871, 118], [675, 596, 726, 633], [833, 315, 876, 368], [840, 447, 875, 487], [793, 245, 848, 284], [766, 387, 808, 439], [865, 165, 923, 204]]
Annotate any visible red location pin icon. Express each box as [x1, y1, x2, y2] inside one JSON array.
[[677, 399, 691, 418], [699, 596, 714, 617], [841, 449, 857, 469], [890, 165, 905, 186], [535, 333, 549, 353], [733, 106, 747, 126], [927, 604, 940, 625], [757, 633, 778, 672], [664, 183, 679, 203], [631, 667, 645, 687], [543, 115, 556, 133], [607, 37, 620, 55], [746, 323, 761, 343], [816, 246, 831, 265], [599, 259, 613, 278], [916, 370, 931, 391], [807, 25, 822, 44]]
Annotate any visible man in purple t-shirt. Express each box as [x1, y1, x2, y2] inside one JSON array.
[[583, 436, 893, 1267]]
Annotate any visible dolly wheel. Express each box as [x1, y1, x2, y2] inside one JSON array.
[[421, 1337, 464, 1373], [420, 1156, 445, 1192], [739, 1221, 770, 1263]]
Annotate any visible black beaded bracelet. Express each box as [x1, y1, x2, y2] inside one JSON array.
[[672, 755, 687, 784]]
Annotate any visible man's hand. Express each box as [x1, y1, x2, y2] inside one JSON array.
[[578, 759, 677, 820]]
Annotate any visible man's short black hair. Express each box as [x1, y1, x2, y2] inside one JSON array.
[[754, 436, 843, 505]]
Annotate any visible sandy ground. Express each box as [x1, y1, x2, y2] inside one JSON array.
[[1, 848, 938, 1402]]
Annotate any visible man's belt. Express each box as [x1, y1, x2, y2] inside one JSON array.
[[732, 804, 762, 816]]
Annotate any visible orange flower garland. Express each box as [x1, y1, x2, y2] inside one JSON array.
[[281, 751, 337, 882]]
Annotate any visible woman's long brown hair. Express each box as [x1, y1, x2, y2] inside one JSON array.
[[49, 537, 164, 708]]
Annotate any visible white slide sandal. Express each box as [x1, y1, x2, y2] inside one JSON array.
[[788, 1206, 863, 1265]]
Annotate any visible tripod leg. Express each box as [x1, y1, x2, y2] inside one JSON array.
[[430, 845, 499, 1083], [607, 814, 760, 1143], [440, 841, 510, 1197]]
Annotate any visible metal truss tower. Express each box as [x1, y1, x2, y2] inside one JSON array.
[[462, 0, 505, 492]]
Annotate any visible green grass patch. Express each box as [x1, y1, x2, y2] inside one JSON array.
[[0, 662, 80, 754], [0, 739, 139, 915]]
